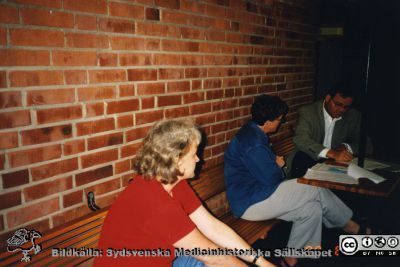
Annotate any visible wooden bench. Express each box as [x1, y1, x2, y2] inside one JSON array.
[[0, 137, 294, 266]]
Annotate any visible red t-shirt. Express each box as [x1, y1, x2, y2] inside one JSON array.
[[93, 176, 201, 267]]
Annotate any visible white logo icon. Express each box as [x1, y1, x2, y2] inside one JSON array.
[[340, 237, 358, 255], [374, 236, 386, 248], [362, 236, 373, 248], [387, 237, 399, 248], [6, 228, 42, 262]]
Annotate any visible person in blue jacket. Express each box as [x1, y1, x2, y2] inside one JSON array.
[[224, 95, 370, 267]]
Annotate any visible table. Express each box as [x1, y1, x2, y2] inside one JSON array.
[[297, 167, 400, 197]]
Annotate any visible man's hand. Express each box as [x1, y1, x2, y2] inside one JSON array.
[[327, 149, 353, 162], [275, 155, 286, 168]]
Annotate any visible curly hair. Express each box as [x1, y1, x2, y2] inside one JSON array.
[[133, 118, 201, 184], [251, 94, 288, 126]]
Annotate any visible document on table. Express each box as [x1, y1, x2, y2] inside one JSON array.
[[304, 164, 358, 185], [304, 163, 386, 185]]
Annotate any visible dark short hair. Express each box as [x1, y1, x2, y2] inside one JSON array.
[[251, 94, 288, 126], [327, 82, 355, 99]]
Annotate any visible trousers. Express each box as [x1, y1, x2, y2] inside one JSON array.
[[241, 179, 353, 249]]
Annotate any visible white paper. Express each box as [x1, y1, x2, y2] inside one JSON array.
[[304, 164, 358, 184], [347, 163, 386, 184]]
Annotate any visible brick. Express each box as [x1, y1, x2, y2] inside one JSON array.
[[119, 84, 135, 97], [167, 81, 190, 93], [11, 0, 62, 8], [0, 110, 31, 130], [154, 54, 180, 65], [136, 110, 163, 125], [53, 51, 97, 66], [126, 126, 149, 142], [190, 103, 212, 115], [21, 124, 72, 145], [158, 95, 181, 107], [119, 53, 152, 66], [181, 27, 206, 41], [66, 33, 108, 49], [6, 197, 59, 228], [155, 0, 180, 9], [63, 139, 85, 156], [99, 18, 135, 34], [0, 49, 50, 66], [64, 0, 107, 14], [145, 39, 160, 50], [10, 71, 63, 87], [63, 190, 83, 208], [75, 165, 113, 186], [24, 176, 72, 201], [88, 132, 123, 150], [121, 142, 141, 158], [164, 106, 190, 118], [109, 2, 144, 19], [31, 158, 78, 181], [183, 92, 205, 104], [182, 55, 203, 65], [146, 8, 160, 21], [0, 191, 21, 210], [0, 4, 19, 24], [78, 86, 116, 101], [117, 115, 134, 129], [163, 10, 188, 25], [0, 28, 6, 45], [0, 91, 22, 109], [98, 53, 117, 67], [9, 144, 62, 168], [185, 68, 207, 78], [27, 88, 75, 106], [110, 36, 145, 50], [86, 102, 104, 117], [81, 149, 118, 168], [0, 154, 4, 170], [141, 97, 155, 109], [52, 205, 90, 228], [96, 191, 120, 208], [115, 159, 130, 174], [2, 169, 29, 188], [21, 8, 74, 28], [65, 70, 87, 85], [0, 131, 18, 149], [75, 15, 97, 30], [107, 99, 139, 114], [36, 105, 82, 124], [89, 69, 126, 84], [137, 83, 165, 95], [127, 69, 157, 81], [11, 29, 64, 47], [159, 68, 184, 80], [84, 178, 120, 196], [77, 118, 115, 136], [135, 22, 168, 37]]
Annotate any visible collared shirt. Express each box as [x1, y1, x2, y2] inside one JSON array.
[[318, 102, 352, 158]]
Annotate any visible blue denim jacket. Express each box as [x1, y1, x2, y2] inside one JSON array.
[[224, 121, 284, 217]]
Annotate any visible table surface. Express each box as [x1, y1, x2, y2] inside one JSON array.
[[297, 165, 400, 197]]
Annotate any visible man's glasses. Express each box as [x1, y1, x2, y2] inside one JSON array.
[[331, 99, 351, 110]]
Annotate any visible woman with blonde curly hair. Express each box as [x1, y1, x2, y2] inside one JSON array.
[[95, 119, 274, 267]]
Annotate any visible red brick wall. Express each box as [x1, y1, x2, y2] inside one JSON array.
[[0, 0, 318, 246]]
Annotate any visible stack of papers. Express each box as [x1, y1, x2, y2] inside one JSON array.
[[304, 163, 386, 185]]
